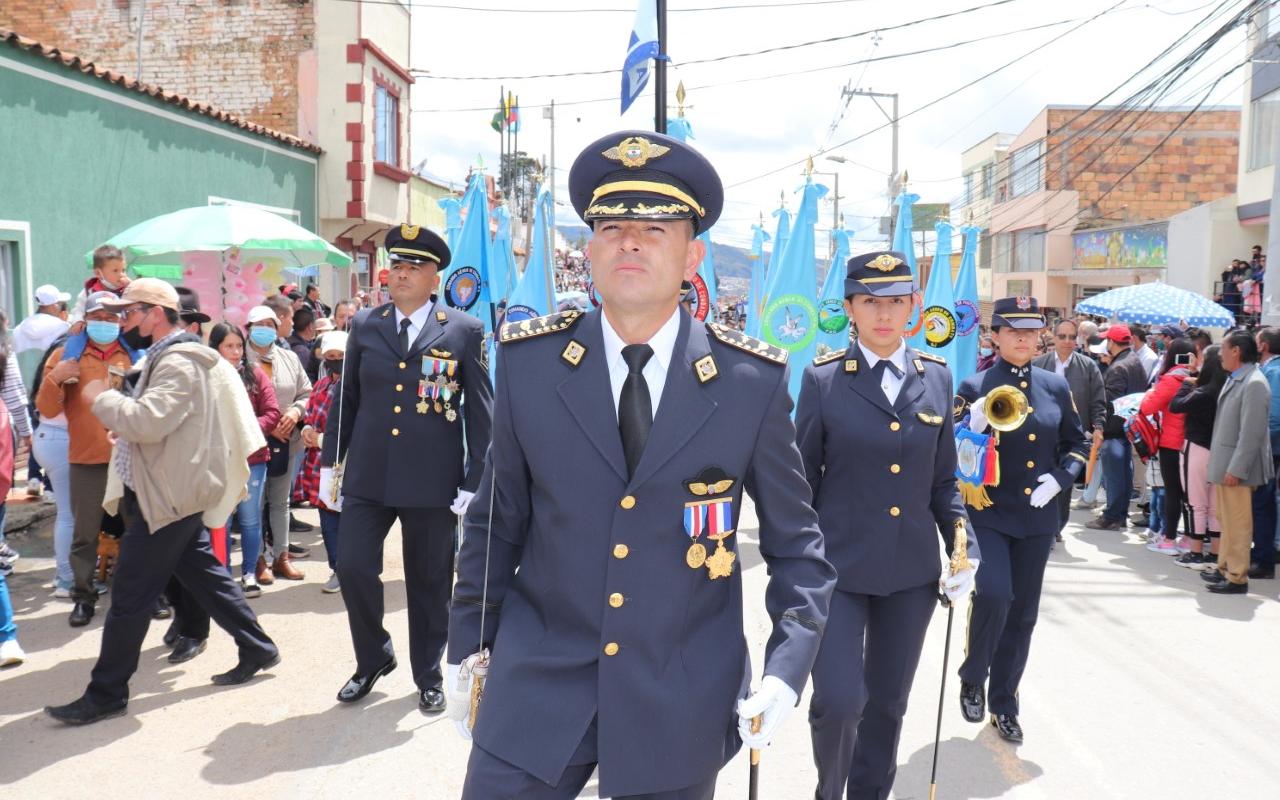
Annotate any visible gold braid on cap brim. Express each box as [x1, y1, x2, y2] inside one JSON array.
[[589, 181, 705, 217], [388, 247, 441, 263]]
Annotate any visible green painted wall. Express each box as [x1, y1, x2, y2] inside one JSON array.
[[0, 44, 318, 323]]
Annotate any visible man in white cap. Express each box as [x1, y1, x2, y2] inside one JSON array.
[[44, 278, 279, 725], [12, 284, 71, 355]]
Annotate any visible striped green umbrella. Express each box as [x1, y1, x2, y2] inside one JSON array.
[[89, 205, 350, 279]]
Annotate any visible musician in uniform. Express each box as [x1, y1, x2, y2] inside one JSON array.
[[321, 224, 493, 713], [445, 130, 836, 799], [953, 296, 1088, 743], [794, 252, 979, 799]]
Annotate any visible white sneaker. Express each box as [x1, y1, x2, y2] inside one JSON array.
[[52, 585, 72, 599], [0, 639, 25, 667], [1147, 538, 1178, 554], [241, 575, 261, 599], [322, 571, 341, 594], [25, 478, 42, 498]]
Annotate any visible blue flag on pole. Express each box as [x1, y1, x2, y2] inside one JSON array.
[[621, 0, 659, 115], [749, 206, 790, 337], [916, 219, 958, 373], [692, 231, 719, 321], [952, 223, 982, 388], [815, 226, 853, 355], [441, 171, 494, 335], [438, 197, 463, 253], [491, 202, 517, 307], [759, 177, 828, 402], [506, 187, 556, 321], [746, 222, 770, 337], [893, 190, 925, 350]]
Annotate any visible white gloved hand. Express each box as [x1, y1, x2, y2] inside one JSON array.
[[736, 675, 798, 749], [1028, 473, 1063, 508], [968, 395, 989, 434], [940, 558, 980, 604], [445, 662, 473, 740], [450, 490, 476, 517]]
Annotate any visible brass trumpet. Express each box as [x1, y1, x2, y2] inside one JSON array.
[[984, 385, 1029, 432]]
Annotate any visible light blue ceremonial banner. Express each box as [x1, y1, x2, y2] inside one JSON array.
[[952, 224, 982, 389], [893, 191, 926, 350], [749, 207, 790, 337], [438, 196, 463, 253], [916, 219, 958, 375], [815, 227, 853, 355], [746, 222, 770, 338], [491, 202, 517, 307], [506, 187, 555, 321], [621, 0, 659, 115], [441, 171, 494, 334]]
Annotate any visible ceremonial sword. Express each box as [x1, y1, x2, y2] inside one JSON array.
[[929, 519, 972, 800]]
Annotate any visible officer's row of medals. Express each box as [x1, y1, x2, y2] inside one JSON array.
[[683, 471, 738, 580], [419, 350, 459, 421]]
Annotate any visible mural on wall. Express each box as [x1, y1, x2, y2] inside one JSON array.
[[1073, 223, 1168, 269]]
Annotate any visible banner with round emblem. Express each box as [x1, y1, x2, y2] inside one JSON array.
[[445, 266, 483, 311], [922, 305, 957, 348]]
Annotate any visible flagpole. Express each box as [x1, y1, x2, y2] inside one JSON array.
[[654, 0, 667, 133], [498, 85, 506, 194]]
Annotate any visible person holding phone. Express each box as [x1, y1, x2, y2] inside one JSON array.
[[1138, 338, 1197, 554]]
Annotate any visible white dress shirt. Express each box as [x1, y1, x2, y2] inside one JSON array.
[[1053, 352, 1070, 377], [601, 307, 681, 421], [858, 340, 908, 405], [394, 299, 435, 348]]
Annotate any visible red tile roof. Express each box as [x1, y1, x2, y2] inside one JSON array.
[[1, 28, 322, 155]]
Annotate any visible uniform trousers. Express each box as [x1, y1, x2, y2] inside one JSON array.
[[958, 529, 1053, 717], [809, 582, 937, 800], [86, 490, 276, 706], [462, 741, 717, 800], [337, 498, 454, 690], [1214, 484, 1253, 585]]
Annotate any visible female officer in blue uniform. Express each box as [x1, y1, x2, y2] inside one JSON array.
[[954, 296, 1089, 744], [796, 252, 980, 800]]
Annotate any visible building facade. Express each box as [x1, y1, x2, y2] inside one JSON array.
[[957, 132, 1014, 304]]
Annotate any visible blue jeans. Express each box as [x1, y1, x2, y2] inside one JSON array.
[[1101, 437, 1133, 523], [225, 462, 268, 578], [1082, 461, 1105, 504], [0, 503, 13, 643], [32, 425, 73, 589], [319, 508, 340, 569], [1148, 487, 1165, 532], [1252, 463, 1278, 566]]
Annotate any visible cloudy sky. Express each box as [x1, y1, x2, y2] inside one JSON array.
[[408, 0, 1255, 252]]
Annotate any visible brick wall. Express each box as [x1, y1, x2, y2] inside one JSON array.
[[1045, 107, 1239, 223], [1, 0, 314, 136]]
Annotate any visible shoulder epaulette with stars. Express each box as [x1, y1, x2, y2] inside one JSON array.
[[498, 310, 583, 344], [706, 323, 788, 365], [812, 348, 846, 367], [917, 352, 947, 366]]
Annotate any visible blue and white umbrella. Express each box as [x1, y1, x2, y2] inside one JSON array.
[[1075, 281, 1234, 328]]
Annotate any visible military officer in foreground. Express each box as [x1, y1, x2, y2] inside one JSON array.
[[445, 130, 836, 799], [953, 297, 1088, 743], [321, 224, 493, 713], [795, 252, 980, 800]]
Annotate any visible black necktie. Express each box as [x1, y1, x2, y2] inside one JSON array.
[[619, 344, 654, 477], [873, 359, 904, 379], [399, 318, 413, 356]]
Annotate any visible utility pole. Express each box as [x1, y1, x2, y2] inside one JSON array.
[[812, 168, 841, 258], [654, 0, 668, 133], [543, 100, 557, 216], [842, 87, 899, 202]]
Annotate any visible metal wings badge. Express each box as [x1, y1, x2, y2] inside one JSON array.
[[869, 254, 903, 272], [603, 136, 671, 169]]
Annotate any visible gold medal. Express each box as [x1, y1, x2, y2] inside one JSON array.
[[686, 542, 707, 569], [416, 400, 430, 414], [434, 401, 443, 413], [445, 409, 458, 422], [705, 538, 736, 580]]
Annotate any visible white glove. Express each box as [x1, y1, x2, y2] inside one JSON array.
[[940, 558, 980, 605], [736, 674, 798, 749], [1028, 473, 1063, 508], [450, 490, 476, 517], [968, 395, 989, 434], [445, 662, 473, 740]]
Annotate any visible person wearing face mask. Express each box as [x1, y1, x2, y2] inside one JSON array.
[[795, 252, 978, 800], [297, 332, 348, 594], [36, 292, 135, 627]]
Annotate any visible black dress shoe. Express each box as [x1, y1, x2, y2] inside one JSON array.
[[419, 687, 446, 714], [337, 657, 397, 703], [163, 620, 181, 647], [289, 514, 314, 533], [45, 696, 127, 726], [211, 650, 280, 686], [1201, 570, 1226, 584], [1247, 563, 1275, 579], [168, 637, 208, 664], [959, 682, 985, 723], [288, 542, 311, 558], [68, 602, 94, 628], [1207, 580, 1248, 594], [151, 597, 172, 620], [991, 713, 1024, 743]]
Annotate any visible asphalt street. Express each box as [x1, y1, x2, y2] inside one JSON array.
[[2, 495, 1278, 799]]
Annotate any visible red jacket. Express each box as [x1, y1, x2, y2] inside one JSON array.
[[1139, 367, 1188, 451], [246, 365, 281, 465]]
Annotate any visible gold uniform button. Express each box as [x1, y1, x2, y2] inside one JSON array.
[[613, 544, 629, 559], [890, 421, 901, 432], [1024, 487, 1033, 496], [1027, 407, 1035, 414], [1028, 433, 1037, 442], [608, 593, 624, 608], [890, 464, 901, 474], [604, 642, 620, 656], [399, 361, 407, 370], [1026, 461, 1035, 469], [392, 428, 400, 436], [889, 506, 901, 517], [395, 384, 404, 392], [394, 405, 402, 414], [620, 495, 636, 510]]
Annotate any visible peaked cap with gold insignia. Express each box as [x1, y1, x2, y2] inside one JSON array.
[[384, 224, 451, 270]]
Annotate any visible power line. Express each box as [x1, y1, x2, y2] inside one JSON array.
[[413, 0, 1023, 80], [328, 0, 879, 12]]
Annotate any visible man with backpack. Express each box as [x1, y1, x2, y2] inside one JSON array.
[[1086, 324, 1151, 531]]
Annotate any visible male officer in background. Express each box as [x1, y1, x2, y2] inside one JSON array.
[[322, 224, 493, 713], [446, 130, 836, 799]]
